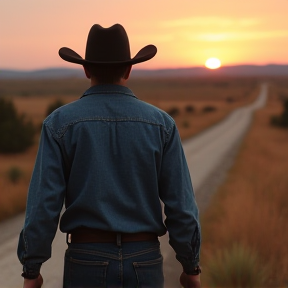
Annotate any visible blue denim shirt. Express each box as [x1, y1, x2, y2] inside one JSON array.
[[17, 84, 201, 277]]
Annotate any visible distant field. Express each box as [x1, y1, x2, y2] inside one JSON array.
[[1, 76, 260, 136], [0, 76, 258, 100], [0, 76, 261, 220]]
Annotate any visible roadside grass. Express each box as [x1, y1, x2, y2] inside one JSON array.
[[201, 91, 288, 286], [0, 77, 260, 221], [0, 144, 37, 220], [206, 243, 267, 287]]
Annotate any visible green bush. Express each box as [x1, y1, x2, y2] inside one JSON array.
[[46, 99, 65, 117], [270, 98, 288, 128], [206, 243, 267, 288], [7, 166, 23, 184], [0, 98, 36, 153]]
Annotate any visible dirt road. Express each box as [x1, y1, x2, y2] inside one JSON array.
[[160, 83, 267, 286], [0, 84, 267, 287]]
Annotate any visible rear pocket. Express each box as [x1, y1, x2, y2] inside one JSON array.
[[64, 256, 108, 288], [133, 256, 164, 288]]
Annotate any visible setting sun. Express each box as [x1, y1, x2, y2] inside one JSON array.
[[205, 58, 221, 69]]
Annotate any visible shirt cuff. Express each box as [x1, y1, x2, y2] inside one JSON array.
[[22, 263, 42, 279], [176, 254, 200, 275]]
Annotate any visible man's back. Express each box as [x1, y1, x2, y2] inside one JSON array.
[[46, 84, 174, 235]]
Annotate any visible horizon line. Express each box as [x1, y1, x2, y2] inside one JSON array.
[[1, 63, 288, 72]]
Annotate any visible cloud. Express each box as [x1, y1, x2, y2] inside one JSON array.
[[160, 17, 261, 28], [159, 17, 288, 43], [196, 33, 230, 42], [193, 30, 288, 42], [133, 34, 174, 43]]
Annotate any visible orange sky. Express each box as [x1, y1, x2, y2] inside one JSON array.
[[1, 0, 288, 70]]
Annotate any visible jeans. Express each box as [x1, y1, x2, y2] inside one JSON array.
[[63, 239, 164, 288]]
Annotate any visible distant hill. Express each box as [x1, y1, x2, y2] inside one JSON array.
[[0, 68, 84, 79], [1, 65, 288, 79], [132, 65, 288, 78]]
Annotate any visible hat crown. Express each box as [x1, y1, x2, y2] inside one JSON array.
[[85, 24, 131, 63], [58, 23, 157, 65]]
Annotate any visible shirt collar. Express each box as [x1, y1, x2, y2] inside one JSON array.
[[81, 84, 137, 99]]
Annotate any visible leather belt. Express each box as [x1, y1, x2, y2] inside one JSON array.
[[69, 228, 158, 244]]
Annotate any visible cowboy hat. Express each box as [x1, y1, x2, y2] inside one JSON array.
[[59, 24, 157, 65]]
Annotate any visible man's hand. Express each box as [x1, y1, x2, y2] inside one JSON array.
[[180, 272, 201, 288], [23, 274, 43, 288]]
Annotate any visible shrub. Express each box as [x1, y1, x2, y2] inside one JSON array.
[[270, 98, 288, 128], [167, 107, 180, 118], [46, 99, 65, 117], [206, 243, 267, 288], [0, 98, 36, 153], [202, 105, 217, 113], [185, 105, 195, 113], [0, 97, 17, 122], [7, 166, 23, 184]]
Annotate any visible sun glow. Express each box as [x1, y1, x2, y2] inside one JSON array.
[[205, 58, 221, 69]]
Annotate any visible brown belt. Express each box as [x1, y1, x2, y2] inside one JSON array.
[[69, 228, 158, 244]]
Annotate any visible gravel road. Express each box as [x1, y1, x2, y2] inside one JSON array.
[[0, 84, 267, 287]]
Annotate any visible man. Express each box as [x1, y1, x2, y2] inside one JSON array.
[[18, 23, 201, 288]]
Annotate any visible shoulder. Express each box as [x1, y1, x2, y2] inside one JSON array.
[[43, 100, 81, 135], [134, 99, 175, 129]]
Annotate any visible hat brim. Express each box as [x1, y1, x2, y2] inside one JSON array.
[[59, 45, 157, 65]]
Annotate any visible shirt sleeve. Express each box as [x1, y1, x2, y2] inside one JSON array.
[[17, 123, 67, 278], [158, 123, 201, 274]]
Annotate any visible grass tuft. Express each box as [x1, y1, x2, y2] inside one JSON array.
[[207, 243, 267, 288]]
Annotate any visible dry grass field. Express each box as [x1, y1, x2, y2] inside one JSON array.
[[201, 80, 288, 286], [0, 76, 259, 221]]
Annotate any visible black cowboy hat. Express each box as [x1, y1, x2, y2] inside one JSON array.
[[59, 24, 157, 65]]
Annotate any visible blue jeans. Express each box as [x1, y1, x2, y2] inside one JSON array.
[[63, 239, 164, 288]]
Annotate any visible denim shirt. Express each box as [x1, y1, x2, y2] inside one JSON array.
[[17, 84, 201, 277]]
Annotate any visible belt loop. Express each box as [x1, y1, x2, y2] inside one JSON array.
[[66, 233, 71, 245], [116, 233, 121, 247]]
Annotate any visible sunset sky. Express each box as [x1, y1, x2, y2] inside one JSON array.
[[1, 0, 288, 70]]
